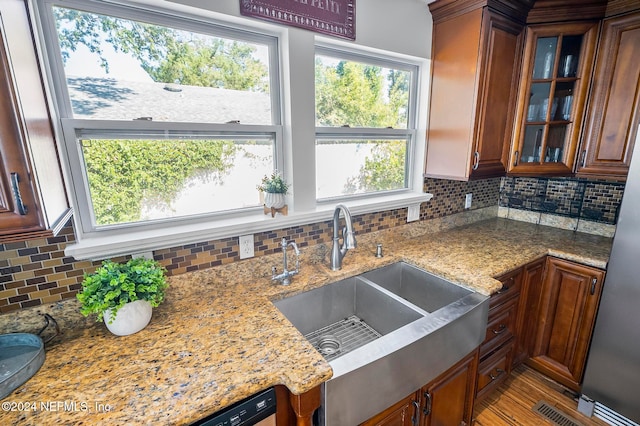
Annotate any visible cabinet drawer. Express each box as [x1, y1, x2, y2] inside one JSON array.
[[491, 269, 522, 309], [480, 298, 517, 358], [476, 342, 513, 401]]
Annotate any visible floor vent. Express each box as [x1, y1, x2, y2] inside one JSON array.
[[533, 400, 585, 426]]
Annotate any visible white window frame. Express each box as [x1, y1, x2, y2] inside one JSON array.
[[315, 45, 420, 203], [30, 0, 431, 260]]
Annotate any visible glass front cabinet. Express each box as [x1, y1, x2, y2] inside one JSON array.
[[508, 22, 598, 175]]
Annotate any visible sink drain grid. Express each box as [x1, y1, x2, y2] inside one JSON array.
[[305, 315, 382, 361]]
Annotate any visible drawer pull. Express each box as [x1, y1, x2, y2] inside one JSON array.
[[492, 324, 507, 335], [412, 400, 420, 426], [489, 368, 506, 381], [423, 391, 432, 415], [496, 285, 510, 294]]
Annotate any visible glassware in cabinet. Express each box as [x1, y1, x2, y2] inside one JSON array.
[[510, 22, 598, 174]]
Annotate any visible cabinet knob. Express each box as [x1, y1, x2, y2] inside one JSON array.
[[10, 172, 28, 215], [489, 368, 506, 381]]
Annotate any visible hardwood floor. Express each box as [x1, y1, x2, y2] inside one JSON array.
[[473, 365, 610, 426]]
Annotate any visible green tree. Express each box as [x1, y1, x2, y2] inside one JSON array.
[[53, 6, 268, 92], [315, 58, 410, 193], [83, 139, 237, 225], [53, 6, 271, 224]]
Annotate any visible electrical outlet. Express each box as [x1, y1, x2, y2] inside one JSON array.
[[465, 193, 472, 209], [239, 234, 254, 259], [407, 204, 420, 222]]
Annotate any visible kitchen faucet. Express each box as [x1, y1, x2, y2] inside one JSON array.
[[330, 204, 357, 270], [271, 237, 300, 285]]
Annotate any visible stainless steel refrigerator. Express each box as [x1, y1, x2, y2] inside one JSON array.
[[579, 127, 640, 426]]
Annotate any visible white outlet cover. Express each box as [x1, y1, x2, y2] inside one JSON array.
[[465, 193, 472, 209], [239, 234, 254, 259], [407, 204, 420, 222]]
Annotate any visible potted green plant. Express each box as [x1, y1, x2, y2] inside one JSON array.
[[77, 257, 168, 336], [257, 171, 289, 209]]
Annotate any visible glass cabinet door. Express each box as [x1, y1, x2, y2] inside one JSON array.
[[511, 23, 598, 175]]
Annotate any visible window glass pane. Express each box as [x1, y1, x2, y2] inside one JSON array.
[[53, 6, 273, 124], [315, 54, 410, 128], [80, 138, 274, 226], [316, 139, 407, 199]]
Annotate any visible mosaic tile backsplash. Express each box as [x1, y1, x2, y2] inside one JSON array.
[[499, 177, 625, 224], [0, 177, 502, 313], [0, 175, 624, 313]]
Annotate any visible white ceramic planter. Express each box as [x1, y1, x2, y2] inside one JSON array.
[[264, 192, 286, 209], [104, 300, 152, 336]]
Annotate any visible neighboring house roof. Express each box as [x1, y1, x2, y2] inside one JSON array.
[[66, 76, 272, 124]]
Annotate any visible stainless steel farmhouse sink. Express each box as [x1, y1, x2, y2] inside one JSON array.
[[361, 261, 474, 313], [273, 262, 489, 426]]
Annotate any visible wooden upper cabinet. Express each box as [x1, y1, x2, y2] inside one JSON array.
[[425, 0, 529, 180], [0, 0, 69, 242], [576, 11, 640, 179], [508, 21, 599, 176]]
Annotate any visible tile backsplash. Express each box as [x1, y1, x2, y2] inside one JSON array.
[[0, 175, 625, 313], [499, 177, 625, 225], [0, 177, 502, 313]]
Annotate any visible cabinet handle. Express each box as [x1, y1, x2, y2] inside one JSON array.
[[496, 284, 510, 294], [10, 172, 28, 215], [489, 368, 506, 381], [581, 150, 587, 168], [423, 391, 432, 415], [591, 277, 597, 295], [412, 400, 420, 426], [513, 150, 519, 167], [472, 151, 480, 170], [492, 324, 507, 334]]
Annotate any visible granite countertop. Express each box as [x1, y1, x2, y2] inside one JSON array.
[[0, 218, 612, 425]]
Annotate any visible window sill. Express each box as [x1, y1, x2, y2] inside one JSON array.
[[65, 192, 433, 260]]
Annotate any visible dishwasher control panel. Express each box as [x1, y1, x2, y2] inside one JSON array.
[[191, 387, 276, 426]]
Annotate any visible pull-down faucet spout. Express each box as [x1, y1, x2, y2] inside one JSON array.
[[330, 204, 356, 270]]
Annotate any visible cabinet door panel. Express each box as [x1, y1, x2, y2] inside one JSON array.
[[577, 12, 640, 178], [528, 257, 605, 391], [508, 22, 598, 176], [0, 42, 42, 233], [513, 258, 545, 367], [359, 393, 417, 426], [472, 11, 523, 178], [422, 350, 477, 426]]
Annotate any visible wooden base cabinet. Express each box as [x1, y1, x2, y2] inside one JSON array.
[[359, 393, 419, 426], [512, 258, 546, 367], [360, 351, 478, 426], [420, 351, 478, 426], [526, 257, 605, 392]]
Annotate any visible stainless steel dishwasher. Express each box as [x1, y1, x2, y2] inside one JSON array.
[[191, 387, 276, 426]]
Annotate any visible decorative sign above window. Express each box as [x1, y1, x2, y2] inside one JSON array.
[[240, 0, 355, 40]]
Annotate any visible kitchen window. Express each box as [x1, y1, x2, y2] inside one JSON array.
[[31, 0, 430, 259], [315, 47, 418, 200], [35, 1, 282, 234]]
